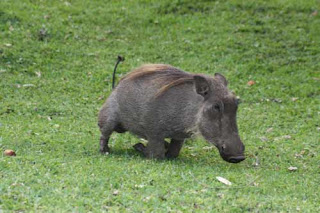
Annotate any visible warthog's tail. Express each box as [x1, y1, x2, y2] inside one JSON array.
[[112, 55, 125, 89]]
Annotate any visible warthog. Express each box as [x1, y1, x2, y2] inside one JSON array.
[[98, 57, 245, 163]]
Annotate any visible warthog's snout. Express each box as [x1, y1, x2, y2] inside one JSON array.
[[218, 141, 245, 163], [228, 156, 245, 163]]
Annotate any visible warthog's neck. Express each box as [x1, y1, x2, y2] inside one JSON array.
[[182, 103, 203, 137]]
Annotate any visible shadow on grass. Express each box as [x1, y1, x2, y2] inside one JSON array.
[[92, 146, 246, 169]]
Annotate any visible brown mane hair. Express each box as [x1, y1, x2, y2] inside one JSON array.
[[120, 64, 195, 97]]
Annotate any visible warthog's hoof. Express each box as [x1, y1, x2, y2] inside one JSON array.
[[133, 143, 146, 153], [165, 152, 179, 159], [100, 146, 110, 154]]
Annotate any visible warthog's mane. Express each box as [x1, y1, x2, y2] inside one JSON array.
[[120, 64, 195, 97]]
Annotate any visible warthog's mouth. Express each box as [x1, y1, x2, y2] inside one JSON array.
[[219, 151, 245, 163], [227, 156, 245, 163]]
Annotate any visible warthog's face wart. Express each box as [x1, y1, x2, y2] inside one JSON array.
[[194, 73, 245, 163]]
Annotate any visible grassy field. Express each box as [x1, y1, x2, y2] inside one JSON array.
[[1, 0, 320, 212]]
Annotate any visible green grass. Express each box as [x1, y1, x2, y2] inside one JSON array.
[[1, 0, 319, 212]]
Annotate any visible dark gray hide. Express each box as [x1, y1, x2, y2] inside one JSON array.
[[98, 64, 245, 163]]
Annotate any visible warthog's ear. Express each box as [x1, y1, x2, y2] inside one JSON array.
[[214, 73, 228, 86], [194, 75, 210, 98]]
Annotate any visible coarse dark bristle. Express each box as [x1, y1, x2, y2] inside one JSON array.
[[120, 64, 195, 97]]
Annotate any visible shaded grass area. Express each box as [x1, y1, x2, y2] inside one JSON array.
[[1, 0, 320, 211]]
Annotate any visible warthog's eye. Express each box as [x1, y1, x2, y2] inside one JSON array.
[[205, 103, 223, 115], [214, 104, 221, 112]]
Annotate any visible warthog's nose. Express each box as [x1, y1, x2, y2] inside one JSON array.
[[228, 156, 245, 163]]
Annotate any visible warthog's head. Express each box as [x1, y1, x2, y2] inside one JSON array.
[[194, 73, 245, 163]]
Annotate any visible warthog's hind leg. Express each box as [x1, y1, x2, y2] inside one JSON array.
[[133, 137, 166, 159], [166, 139, 184, 159]]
